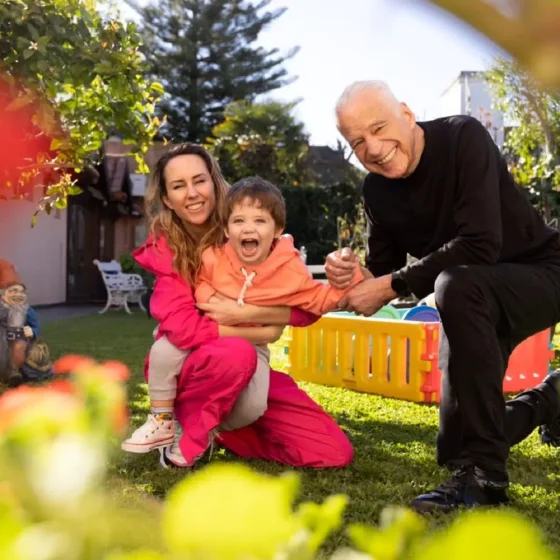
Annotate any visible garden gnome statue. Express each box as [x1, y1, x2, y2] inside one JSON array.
[[0, 259, 31, 386]]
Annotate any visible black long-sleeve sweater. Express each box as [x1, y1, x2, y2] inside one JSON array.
[[363, 115, 560, 299]]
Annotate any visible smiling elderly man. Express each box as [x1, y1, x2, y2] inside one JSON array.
[[325, 80, 560, 513]]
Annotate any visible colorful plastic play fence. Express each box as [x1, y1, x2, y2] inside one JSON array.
[[285, 305, 554, 404]]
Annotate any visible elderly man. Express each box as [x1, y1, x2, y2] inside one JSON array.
[[326, 80, 560, 512]]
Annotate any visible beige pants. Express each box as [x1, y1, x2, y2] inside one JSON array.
[[148, 335, 270, 430]]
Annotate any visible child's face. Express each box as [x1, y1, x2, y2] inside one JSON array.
[[226, 198, 283, 265]]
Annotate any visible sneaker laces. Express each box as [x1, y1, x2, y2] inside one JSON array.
[[133, 413, 166, 437]]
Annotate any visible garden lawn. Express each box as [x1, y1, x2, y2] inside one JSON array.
[[42, 312, 560, 555]]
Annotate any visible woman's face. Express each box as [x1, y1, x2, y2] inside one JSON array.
[[162, 154, 216, 229]]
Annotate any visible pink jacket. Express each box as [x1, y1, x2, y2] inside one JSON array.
[[132, 234, 319, 351]]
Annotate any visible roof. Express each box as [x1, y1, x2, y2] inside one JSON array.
[[440, 70, 488, 97], [304, 145, 354, 186]]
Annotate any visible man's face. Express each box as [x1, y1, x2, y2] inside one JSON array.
[[1, 284, 27, 306], [337, 90, 418, 179]]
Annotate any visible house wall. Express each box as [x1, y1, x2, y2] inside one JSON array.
[[0, 196, 67, 306], [462, 76, 504, 148], [114, 217, 147, 259], [439, 72, 504, 148], [439, 79, 462, 117]]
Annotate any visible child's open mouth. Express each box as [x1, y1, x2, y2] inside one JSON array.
[[240, 238, 259, 257]]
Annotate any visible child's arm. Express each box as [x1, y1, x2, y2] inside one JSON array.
[[283, 259, 365, 315], [194, 269, 217, 303], [193, 247, 219, 303]]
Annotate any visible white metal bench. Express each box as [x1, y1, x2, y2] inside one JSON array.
[[93, 259, 148, 314]]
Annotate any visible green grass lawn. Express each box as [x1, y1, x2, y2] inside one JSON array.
[[41, 312, 560, 554]]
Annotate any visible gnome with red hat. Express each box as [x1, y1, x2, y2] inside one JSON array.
[[0, 259, 32, 386]]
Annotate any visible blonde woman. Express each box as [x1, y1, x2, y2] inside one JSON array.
[[122, 144, 354, 469]]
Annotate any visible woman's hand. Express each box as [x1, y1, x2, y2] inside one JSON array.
[[325, 247, 359, 289], [196, 293, 245, 326]]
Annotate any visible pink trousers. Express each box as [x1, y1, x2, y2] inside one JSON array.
[[144, 337, 354, 467]]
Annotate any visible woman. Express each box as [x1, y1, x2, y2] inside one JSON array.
[[130, 143, 354, 468]]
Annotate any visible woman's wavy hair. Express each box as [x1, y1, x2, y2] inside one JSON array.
[[144, 143, 229, 284]]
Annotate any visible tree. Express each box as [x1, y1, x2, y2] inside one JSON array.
[[486, 57, 560, 220], [132, 0, 297, 143], [207, 99, 312, 186], [0, 0, 163, 221]]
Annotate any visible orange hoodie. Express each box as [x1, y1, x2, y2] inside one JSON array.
[[195, 235, 364, 315]]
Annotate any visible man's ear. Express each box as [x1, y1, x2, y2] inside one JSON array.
[[400, 102, 416, 128]]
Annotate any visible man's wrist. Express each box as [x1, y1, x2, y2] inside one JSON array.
[[390, 270, 410, 298], [379, 275, 398, 303]]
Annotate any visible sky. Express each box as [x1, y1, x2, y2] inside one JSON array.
[[120, 0, 507, 149]]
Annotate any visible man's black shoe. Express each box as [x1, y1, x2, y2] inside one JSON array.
[[410, 465, 510, 514], [539, 371, 560, 447]]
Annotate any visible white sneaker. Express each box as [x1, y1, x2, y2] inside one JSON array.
[[163, 423, 220, 468], [121, 413, 175, 453], [164, 422, 190, 467]]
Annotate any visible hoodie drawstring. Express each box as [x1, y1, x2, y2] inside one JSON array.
[[237, 268, 256, 307]]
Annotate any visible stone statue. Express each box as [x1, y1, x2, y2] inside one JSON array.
[[0, 259, 53, 386]]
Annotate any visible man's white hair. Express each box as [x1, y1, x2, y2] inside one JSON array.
[[335, 80, 400, 115]]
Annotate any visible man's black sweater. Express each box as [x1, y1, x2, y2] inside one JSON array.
[[362, 115, 560, 299]]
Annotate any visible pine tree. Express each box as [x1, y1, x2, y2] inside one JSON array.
[[131, 0, 298, 143]]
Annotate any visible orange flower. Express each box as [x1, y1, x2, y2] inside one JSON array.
[[53, 355, 130, 383], [0, 385, 82, 435], [100, 360, 130, 382], [53, 354, 96, 375], [49, 379, 75, 394], [111, 402, 130, 435]]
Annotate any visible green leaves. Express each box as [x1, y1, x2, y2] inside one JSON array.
[[413, 509, 554, 560], [149, 82, 165, 95], [486, 57, 560, 219], [348, 506, 427, 560], [209, 99, 313, 186], [136, 0, 296, 142], [0, 0, 165, 219], [162, 463, 302, 559]]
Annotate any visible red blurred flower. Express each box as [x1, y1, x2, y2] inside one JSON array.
[[0, 76, 56, 194], [49, 379, 75, 394], [100, 360, 130, 382], [53, 354, 96, 374], [0, 385, 82, 434]]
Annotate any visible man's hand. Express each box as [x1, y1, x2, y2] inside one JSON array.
[[325, 247, 358, 289], [338, 276, 396, 317], [23, 326, 33, 338], [196, 293, 245, 326]]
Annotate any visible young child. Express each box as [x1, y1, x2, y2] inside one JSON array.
[[121, 177, 364, 464]]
